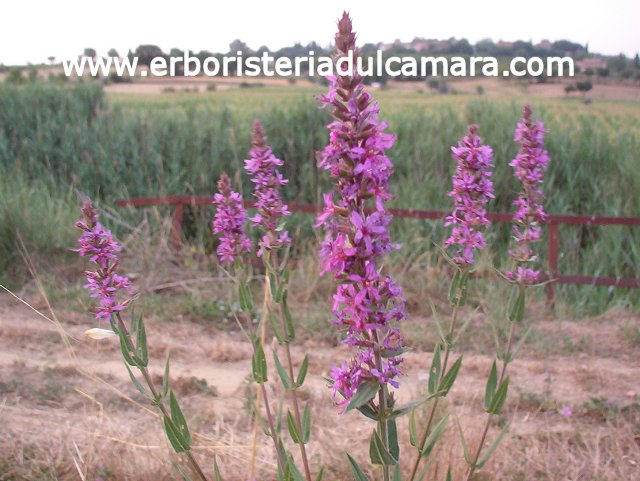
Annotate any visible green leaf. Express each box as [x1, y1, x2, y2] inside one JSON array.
[[269, 272, 278, 301], [409, 409, 418, 447], [389, 393, 439, 420], [238, 280, 252, 312], [162, 355, 171, 400], [393, 464, 401, 481], [273, 350, 293, 390], [135, 313, 148, 367], [438, 356, 463, 396], [346, 454, 371, 481], [346, 380, 379, 412], [282, 298, 295, 343], [449, 269, 469, 307], [369, 428, 398, 465], [388, 418, 399, 461], [117, 326, 140, 367], [301, 403, 311, 444], [419, 414, 449, 458], [476, 423, 510, 469], [455, 417, 472, 467], [509, 286, 525, 323], [287, 410, 302, 444], [269, 309, 286, 344], [314, 467, 324, 481], [357, 403, 378, 420], [174, 462, 194, 481], [428, 344, 442, 395], [285, 455, 306, 481], [213, 455, 223, 481], [163, 415, 189, 453], [488, 377, 509, 415], [484, 361, 498, 412], [252, 338, 268, 383], [446, 467, 452, 481], [296, 355, 309, 387], [169, 390, 192, 448], [123, 361, 147, 396]]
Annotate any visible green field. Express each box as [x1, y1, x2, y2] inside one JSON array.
[[1, 82, 639, 312]]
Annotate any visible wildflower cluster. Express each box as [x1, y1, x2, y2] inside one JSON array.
[[317, 13, 406, 407], [244, 120, 291, 257], [445, 125, 495, 266], [508, 105, 550, 284], [75, 199, 130, 321], [212, 172, 252, 264]]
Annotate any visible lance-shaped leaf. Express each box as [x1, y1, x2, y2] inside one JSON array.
[[509, 286, 525, 323], [213, 455, 224, 481], [475, 423, 510, 469], [438, 356, 463, 396], [314, 467, 324, 481], [357, 403, 378, 421], [162, 355, 171, 400], [287, 410, 302, 444], [484, 361, 498, 412], [487, 377, 509, 415], [346, 454, 371, 481], [419, 414, 449, 458], [388, 418, 399, 461], [135, 313, 148, 367], [296, 354, 309, 387], [282, 297, 295, 343], [393, 464, 401, 481], [346, 380, 379, 412], [428, 344, 442, 395], [252, 337, 268, 383], [117, 326, 140, 367], [169, 390, 192, 448], [448, 269, 469, 307], [369, 428, 398, 465], [301, 403, 311, 444], [163, 415, 189, 453], [409, 409, 418, 447], [238, 280, 253, 312], [273, 350, 293, 390], [123, 361, 147, 397], [175, 462, 194, 481]]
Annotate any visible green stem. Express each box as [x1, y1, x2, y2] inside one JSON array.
[[408, 305, 460, 481], [463, 322, 516, 481], [373, 331, 391, 481], [115, 314, 210, 481]]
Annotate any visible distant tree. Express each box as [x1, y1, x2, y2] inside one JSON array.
[[229, 39, 251, 54], [564, 84, 576, 96], [475, 38, 496, 55], [83, 48, 97, 58], [107, 48, 120, 58], [635, 53, 640, 69], [256, 45, 270, 56], [597, 67, 609, 77], [576, 80, 592, 97], [47, 56, 56, 64], [133, 45, 166, 66], [6, 67, 23, 83]]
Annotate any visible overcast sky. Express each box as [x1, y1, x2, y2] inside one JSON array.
[[2, 0, 638, 65]]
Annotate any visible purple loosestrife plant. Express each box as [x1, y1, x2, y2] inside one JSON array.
[[462, 107, 550, 481], [507, 104, 550, 285], [212, 171, 252, 264], [75, 199, 131, 321], [242, 121, 315, 481], [445, 124, 495, 267], [244, 120, 291, 257], [75, 200, 210, 481], [317, 12, 407, 479], [409, 126, 495, 481]]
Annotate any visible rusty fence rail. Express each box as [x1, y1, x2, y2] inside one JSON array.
[[115, 195, 640, 305]]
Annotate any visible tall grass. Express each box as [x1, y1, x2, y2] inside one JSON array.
[[1, 82, 639, 311]]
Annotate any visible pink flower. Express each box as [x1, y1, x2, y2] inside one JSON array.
[[316, 12, 406, 407], [212, 172, 252, 264]]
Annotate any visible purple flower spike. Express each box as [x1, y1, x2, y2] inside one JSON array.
[[244, 120, 291, 257], [507, 105, 550, 284], [75, 199, 131, 321], [317, 12, 406, 408], [445, 125, 495, 266], [212, 172, 252, 264]]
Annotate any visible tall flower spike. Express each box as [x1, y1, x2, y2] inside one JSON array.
[[317, 12, 406, 408], [212, 171, 252, 264], [75, 199, 131, 321], [445, 125, 495, 266], [244, 120, 291, 257], [507, 105, 550, 285]]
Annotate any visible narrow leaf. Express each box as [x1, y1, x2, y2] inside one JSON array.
[[302, 403, 311, 444], [273, 350, 293, 390], [346, 454, 371, 481], [287, 410, 301, 444], [428, 344, 442, 395], [476, 423, 510, 469], [346, 380, 379, 412], [438, 356, 463, 395], [296, 354, 309, 387], [169, 390, 192, 448], [484, 361, 498, 412], [420, 414, 449, 458], [488, 377, 509, 415]]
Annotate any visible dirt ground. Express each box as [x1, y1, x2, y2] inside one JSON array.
[[0, 292, 638, 481]]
